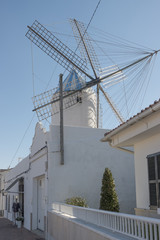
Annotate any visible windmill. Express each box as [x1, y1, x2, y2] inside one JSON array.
[[26, 20, 159, 127]]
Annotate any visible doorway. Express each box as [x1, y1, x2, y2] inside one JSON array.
[[37, 176, 45, 231]]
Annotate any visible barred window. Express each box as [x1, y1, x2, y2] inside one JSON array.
[[8, 195, 10, 212], [148, 152, 160, 208], [5, 196, 7, 210]]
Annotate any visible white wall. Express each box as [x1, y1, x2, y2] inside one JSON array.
[[51, 89, 97, 128], [0, 170, 8, 215], [25, 122, 48, 230], [4, 123, 48, 231], [48, 125, 136, 214], [109, 109, 160, 148], [48, 210, 114, 240], [4, 156, 29, 222], [5, 156, 29, 184], [134, 132, 160, 209], [4, 122, 136, 234]]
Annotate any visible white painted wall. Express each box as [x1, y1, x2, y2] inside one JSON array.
[[48, 125, 136, 214], [134, 132, 160, 209], [108, 110, 160, 148], [4, 124, 48, 231], [30, 122, 47, 155], [25, 123, 48, 231], [4, 156, 29, 221], [51, 88, 97, 128], [0, 170, 8, 215], [104, 107, 160, 215], [4, 121, 136, 234]]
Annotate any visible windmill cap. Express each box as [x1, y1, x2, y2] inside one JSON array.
[[56, 70, 86, 92]]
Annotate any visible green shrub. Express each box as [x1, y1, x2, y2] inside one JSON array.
[[65, 197, 88, 207], [100, 168, 119, 212], [16, 217, 24, 221]]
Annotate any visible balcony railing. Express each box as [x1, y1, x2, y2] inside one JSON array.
[[51, 203, 160, 240]]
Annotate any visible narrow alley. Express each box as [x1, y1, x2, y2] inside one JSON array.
[[0, 217, 44, 240]]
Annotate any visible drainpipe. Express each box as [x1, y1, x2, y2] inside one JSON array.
[[59, 74, 64, 165], [45, 141, 49, 240]]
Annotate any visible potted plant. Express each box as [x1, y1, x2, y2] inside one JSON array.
[[16, 217, 24, 228]]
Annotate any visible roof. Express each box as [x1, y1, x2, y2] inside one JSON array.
[[102, 98, 160, 142], [5, 177, 24, 192], [56, 70, 86, 92], [0, 169, 9, 173]]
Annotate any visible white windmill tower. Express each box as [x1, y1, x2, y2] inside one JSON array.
[[51, 70, 97, 128]]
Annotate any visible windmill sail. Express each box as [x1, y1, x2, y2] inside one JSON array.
[[70, 19, 101, 73], [100, 65, 126, 88], [26, 20, 93, 79]]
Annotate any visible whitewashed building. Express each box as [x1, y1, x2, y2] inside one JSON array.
[[3, 71, 136, 235], [0, 169, 9, 216], [102, 98, 160, 219]]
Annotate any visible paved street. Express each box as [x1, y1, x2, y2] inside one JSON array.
[[0, 217, 45, 240]]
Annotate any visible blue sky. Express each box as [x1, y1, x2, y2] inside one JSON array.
[[1, 0, 160, 169]]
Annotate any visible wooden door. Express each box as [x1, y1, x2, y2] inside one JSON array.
[[37, 176, 45, 231]]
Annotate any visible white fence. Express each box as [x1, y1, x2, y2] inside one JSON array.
[[51, 203, 160, 240]]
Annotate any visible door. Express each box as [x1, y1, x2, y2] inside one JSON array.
[[37, 176, 45, 231]]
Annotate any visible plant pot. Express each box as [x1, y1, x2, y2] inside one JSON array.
[[16, 220, 22, 228]]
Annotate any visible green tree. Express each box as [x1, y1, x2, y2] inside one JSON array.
[[100, 168, 119, 212]]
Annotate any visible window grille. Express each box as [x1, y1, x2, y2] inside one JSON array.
[[147, 152, 160, 208], [8, 195, 10, 212]]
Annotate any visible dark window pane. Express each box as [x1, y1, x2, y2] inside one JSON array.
[[148, 157, 155, 180], [149, 183, 157, 206], [158, 183, 160, 207], [19, 184, 24, 192], [157, 155, 160, 179]]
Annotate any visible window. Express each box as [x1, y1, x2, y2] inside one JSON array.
[[19, 178, 24, 217], [8, 195, 10, 212], [5, 196, 7, 210], [147, 152, 160, 208]]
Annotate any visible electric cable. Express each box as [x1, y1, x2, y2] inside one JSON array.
[[31, 42, 35, 97], [8, 114, 35, 169]]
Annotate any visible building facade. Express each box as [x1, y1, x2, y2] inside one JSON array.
[[3, 122, 136, 233], [101, 99, 160, 218], [3, 70, 136, 234], [0, 169, 9, 216]]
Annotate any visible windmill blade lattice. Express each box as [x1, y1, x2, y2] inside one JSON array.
[[33, 89, 84, 122], [70, 19, 101, 73], [26, 20, 92, 79], [32, 71, 87, 122]]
